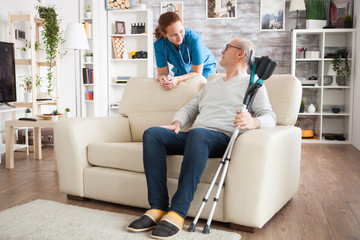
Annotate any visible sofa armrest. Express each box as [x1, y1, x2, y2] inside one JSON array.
[[54, 116, 132, 197], [224, 126, 301, 228]]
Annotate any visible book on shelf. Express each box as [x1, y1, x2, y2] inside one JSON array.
[[84, 22, 92, 38], [116, 76, 131, 84], [82, 68, 94, 84]]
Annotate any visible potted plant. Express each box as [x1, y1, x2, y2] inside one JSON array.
[[17, 40, 41, 59], [64, 108, 71, 118], [25, 108, 32, 118], [19, 75, 42, 102], [85, 5, 92, 18], [305, 0, 327, 29], [51, 109, 59, 121], [85, 52, 93, 62], [35, 0, 65, 99], [343, 14, 353, 28], [331, 49, 350, 82], [300, 99, 305, 113]]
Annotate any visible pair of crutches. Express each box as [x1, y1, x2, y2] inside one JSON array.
[[188, 51, 278, 234]]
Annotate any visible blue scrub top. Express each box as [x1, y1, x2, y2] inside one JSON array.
[[154, 28, 217, 79]]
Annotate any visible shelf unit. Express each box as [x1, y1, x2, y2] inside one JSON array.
[[9, 11, 59, 115], [291, 29, 356, 144], [107, 9, 153, 116], [79, 0, 100, 117]]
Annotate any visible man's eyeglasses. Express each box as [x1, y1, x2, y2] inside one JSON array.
[[225, 44, 242, 51]]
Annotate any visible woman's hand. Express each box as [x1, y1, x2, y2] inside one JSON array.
[[159, 75, 168, 89], [233, 109, 260, 130], [160, 76, 179, 90]]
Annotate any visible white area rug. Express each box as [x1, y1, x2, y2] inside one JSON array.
[[0, 199, 241, 240]]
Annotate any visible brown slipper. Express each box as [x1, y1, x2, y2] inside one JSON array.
[[150, 214, 184, 239], [127, 210, 163, 232]]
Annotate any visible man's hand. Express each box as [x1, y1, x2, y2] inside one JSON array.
[[233, 109, 260, 130], [160, 120, 181, 134]]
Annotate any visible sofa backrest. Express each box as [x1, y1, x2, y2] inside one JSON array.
[[118, 74, 301, 141], [118, 75, 207, 141], [208, 73, 302, 126]]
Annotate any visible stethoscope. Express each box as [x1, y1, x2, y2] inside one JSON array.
[[165, 38, 191, 67]]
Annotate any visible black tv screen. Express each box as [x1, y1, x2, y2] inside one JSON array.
[[0, 41, 17, 104]]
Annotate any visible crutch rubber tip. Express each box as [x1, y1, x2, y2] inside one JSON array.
[[202, 225, 210, 234], [188, 223, 196, 232]]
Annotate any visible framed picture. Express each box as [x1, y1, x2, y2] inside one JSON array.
[[260, 0, 285, 31], [160, 2, 183, 20], [115, 21, 126, 34], [106, 0, 131, 10], [206, 0, 237, 19], [327, 0, 353, 28]]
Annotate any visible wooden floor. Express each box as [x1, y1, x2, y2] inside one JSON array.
[[1, 144, 360, 240]]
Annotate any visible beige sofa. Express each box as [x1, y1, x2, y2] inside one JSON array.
[[55, 74, 302, 231]]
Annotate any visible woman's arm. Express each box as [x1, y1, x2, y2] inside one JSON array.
[[162, 64, 203, 90]]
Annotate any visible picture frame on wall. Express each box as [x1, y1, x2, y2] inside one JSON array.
[[260, 0, 285, 31], [115, 21, 126, 34], [326, 0, 354, 28], [160, 2, 183, 20], [206, 0, 237, 19], [106, 0, 131, 10]]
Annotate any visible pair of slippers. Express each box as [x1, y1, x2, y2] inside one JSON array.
[[127, 210, 184, 239]]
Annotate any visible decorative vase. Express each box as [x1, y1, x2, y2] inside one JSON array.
[[52, 115, 58, 122], [306, 20, 326, 29], [25, 112, 32, 118], [308, 104, 316, 113], [24, 92, 32, 102], [85, 56, 93, 62], [86, 11, 92, 18], [65, 112, 71, 118]]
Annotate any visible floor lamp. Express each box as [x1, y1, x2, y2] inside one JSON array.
[[64, 23, 89, 117], [289, 0, 306, 29]]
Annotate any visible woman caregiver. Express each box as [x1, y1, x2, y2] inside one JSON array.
[[154, 12, 217, 90]]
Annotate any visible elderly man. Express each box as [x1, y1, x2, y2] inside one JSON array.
[[127, 38, 276, 239]]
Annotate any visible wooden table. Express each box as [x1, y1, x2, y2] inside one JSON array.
[[5, 119, 56, 169]]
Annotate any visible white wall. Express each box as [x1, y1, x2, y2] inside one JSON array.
[[0, 0, 79, 114], [352, 5, 360, 150], [1, 0, 360, 149]]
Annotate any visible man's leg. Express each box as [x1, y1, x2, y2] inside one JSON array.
[[151, 128, 229, 239], [128, 126, 187, 232], [170, 128, 229, 218], [143, 126, 187, 211]]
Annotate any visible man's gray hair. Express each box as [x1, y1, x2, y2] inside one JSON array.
[[236, 38, 254, 66]]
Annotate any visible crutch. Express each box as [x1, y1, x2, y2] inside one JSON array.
[[188, 51, 278, 234]]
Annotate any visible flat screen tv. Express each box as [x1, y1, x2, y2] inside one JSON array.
[[0, 41, 17, 106]]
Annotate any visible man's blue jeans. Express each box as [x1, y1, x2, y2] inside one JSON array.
[[143, 127, 230, 218]]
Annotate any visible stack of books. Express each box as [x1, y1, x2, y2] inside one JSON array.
[[116, 76, 131, 84], [82, 68, 94, 84]]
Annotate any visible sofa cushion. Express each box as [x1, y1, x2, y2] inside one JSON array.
[[87, 142, 221, 184], [118, 75, 206, 116], [127, 112, 194, 142]]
